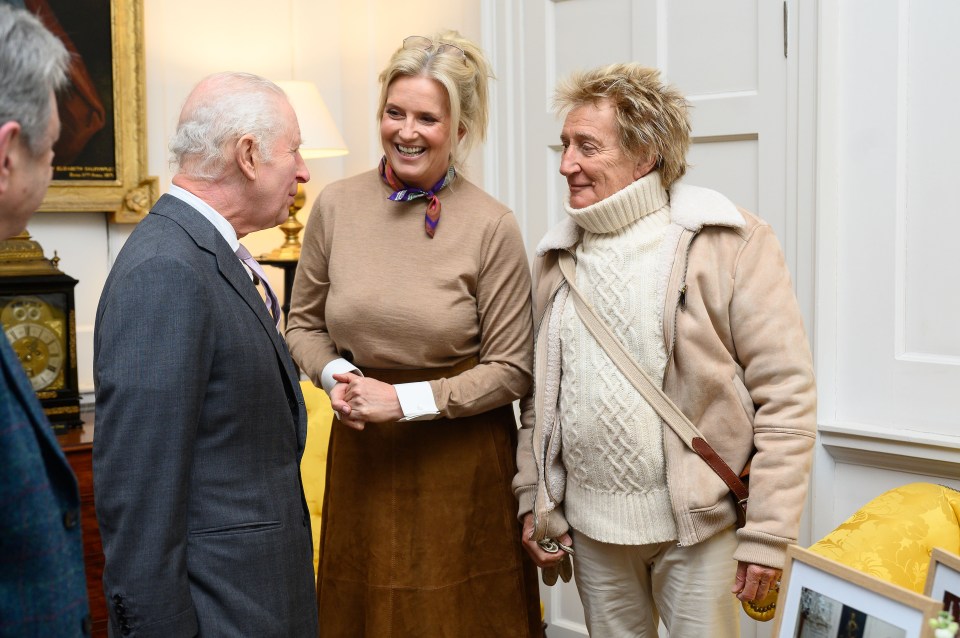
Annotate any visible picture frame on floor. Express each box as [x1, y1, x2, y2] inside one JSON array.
[[772, 545, 942, 638], [925, 548, 960, 625]]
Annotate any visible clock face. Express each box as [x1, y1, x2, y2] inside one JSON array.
[[6, 322, 65, 390], [0, 272, 81, 431], [1, 296, 67, 391]]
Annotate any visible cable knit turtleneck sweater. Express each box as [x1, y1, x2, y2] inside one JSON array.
[[559, 171, 678, 545]]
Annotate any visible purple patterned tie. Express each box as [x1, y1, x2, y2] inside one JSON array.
[[236, 244, 281, 328]]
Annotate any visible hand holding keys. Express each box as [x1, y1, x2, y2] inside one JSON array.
[[537, 538, 574, 585]]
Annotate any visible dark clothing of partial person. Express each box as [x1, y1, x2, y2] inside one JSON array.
[[0, 336, 90, 637], [93, 195, 318, 638]]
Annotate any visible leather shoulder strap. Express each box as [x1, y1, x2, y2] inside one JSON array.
[[557, 251, 747, 502]]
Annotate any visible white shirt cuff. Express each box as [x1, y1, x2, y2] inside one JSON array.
[[320, 358, 362, 394], [395, 381, 440, 421]]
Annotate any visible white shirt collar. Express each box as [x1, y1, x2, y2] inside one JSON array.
[[167, 183, 240, 252]]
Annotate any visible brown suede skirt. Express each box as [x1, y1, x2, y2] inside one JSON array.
[[316, 362, 543, 638]]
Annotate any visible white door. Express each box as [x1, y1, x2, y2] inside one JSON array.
[[483, 1, 808, 637]]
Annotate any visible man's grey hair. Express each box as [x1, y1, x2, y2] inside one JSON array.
[[169, 72, 288, 180], [0, 5, 69, 155]]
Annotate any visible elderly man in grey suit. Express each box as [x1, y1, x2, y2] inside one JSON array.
[[93, 72, 318, 638]]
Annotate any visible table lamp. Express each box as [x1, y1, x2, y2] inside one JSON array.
[[261, 80, 348, 261]]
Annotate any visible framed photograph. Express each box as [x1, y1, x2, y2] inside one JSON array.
[[925, 548, 960, 624], [773, 546, 941, 638], [8, 0, 157, 221]]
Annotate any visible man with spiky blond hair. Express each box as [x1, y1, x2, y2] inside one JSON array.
[[514, 63, 816, 637]]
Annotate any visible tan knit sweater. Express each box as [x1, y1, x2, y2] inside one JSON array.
[[286, 169, 534, 418], [559, 172, 678, 545]]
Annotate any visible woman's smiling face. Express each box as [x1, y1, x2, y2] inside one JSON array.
[[380, 75, 454, 190]]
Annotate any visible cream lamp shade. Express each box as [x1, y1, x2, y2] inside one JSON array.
[[275, 80, 348, 159], [259, 80, 347, 289]]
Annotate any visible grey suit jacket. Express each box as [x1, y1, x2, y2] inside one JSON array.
[[93, 195, 318, 638]]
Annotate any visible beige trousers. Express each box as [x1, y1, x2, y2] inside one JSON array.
[[571, 527, 740, 638]]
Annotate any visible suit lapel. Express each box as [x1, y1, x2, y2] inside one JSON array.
[[150, 197, 305, 424], [215, 247, 283, 345]]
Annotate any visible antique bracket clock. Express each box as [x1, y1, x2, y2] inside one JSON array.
[[0, 231, 81, 432]]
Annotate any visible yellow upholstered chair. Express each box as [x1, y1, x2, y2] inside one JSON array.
[[808, 482, 960, 593], [299, 380, 334, 576]]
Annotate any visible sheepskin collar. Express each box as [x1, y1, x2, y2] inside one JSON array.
[[536, 177, 745, 256]]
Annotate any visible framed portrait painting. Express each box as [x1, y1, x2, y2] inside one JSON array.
[[773, 546, 942, 638], [925, 548, 960, 624], [3, 0, 157, 221]]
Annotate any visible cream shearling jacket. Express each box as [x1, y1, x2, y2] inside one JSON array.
[[512, 182, 817, 570]]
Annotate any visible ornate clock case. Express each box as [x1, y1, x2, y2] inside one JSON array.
[[0, 232, 81, 432]]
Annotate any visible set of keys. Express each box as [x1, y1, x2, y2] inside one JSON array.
[[537, 539, 574, 585]]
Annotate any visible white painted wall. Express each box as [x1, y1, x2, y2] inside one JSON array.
[[25, 0, 482, 394], [813, 0, 960, 542]]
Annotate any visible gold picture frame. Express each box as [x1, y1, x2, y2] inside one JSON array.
[[34, 0, 157, 222]]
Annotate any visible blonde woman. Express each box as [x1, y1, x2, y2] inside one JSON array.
[[287, 31, 542, 637]]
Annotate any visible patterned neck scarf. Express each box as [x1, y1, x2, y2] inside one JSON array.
[[379, 156, 456, 238]]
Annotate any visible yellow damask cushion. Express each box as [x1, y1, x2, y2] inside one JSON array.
[[299, 380, 334, 576], [808, 482, 960, 593]]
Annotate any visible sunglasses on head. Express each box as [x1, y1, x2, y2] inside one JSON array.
[[402, 36, 466, 62]]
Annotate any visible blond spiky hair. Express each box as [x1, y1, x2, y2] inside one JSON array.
[[554, 63, 691, 189]]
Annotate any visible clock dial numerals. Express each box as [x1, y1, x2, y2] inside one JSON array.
[[5, 322, 65, 390]]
